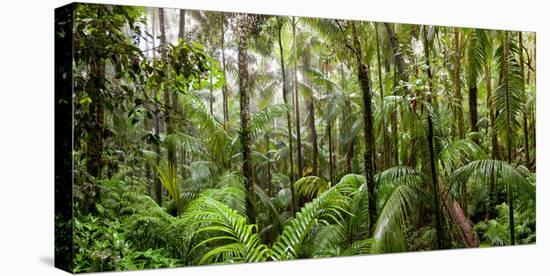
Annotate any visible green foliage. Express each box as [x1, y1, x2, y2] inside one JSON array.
[[474, 203, 535, 246], [73, 214, 177, 272], [157, 163, 181, 214], [67, 4, 536, 272], [189, 198, 269, 264]]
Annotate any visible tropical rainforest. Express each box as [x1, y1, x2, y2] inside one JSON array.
[[58, 3, 536, 272]]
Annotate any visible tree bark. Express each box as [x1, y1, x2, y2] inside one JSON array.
[[237, 14, 257, 224], [351, 21, 377, 230], [375, 23, 389, 170], [502, 31, 515, 245], [85, 55, 105, 208], [519, 32, 530, 167], [178, 9, 186, 40], [221, 14, 229, 129], [159, 8, 175, 167], [453, 29, 465, 139], [303, 48, 319, 176], [292, 17, 304, 179], [484, 56, 498, 221], [392, 63, 399, 165], [384, 23, 408, 87], [468, 86, 479, 142], [277, 19, 297, 215], [325, 63, 335, 185], [423, 28, 444, 249], [209, 71, 214, 115], [266, 134, 272, 197], [151, 9, 163, 205]]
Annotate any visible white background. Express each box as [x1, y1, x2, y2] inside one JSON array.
[[0, 0, 547, 274]]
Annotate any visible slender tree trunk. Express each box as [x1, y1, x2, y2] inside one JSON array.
[[468, 84, 479, 143], [266, 134, 272, 197], [209, 72, 214, 115], [221, 14, 229, 129], [351, 22, 377, 231], [375, 23, 389, 170], [385, 23, 403, 166], [341, 64, 354, 173], [277, 19, 297, 215], [85, 54, 105, 210], [159, 8, 175, 166], [484, 58, 498, 221], [159, 8, 170, 129], [502, 31, 515, 245], [292, 17, 303, 179], [303, 48, 319, 176], [392, 63, 399, 165], [519, 32, 530, 167], [178, 9, 186, 40], [237, 15, 257, 225], [143, 18, 154, 193], [325, 63, 335, 185], [423, 28, 444, 248], [454, 29, 465, 139], [151, 9, 163, 205], [384, 23, 408, 87]]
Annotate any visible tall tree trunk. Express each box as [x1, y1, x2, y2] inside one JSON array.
[[143, 16, 154, 193], [292, 17, 303, 179], [237, 14, 257, 225], [266, 134, 272, 197], [303, 48, 319, 176], [453, 29, 465, 139], [392, 63, 399, 165], [384, 23, 414, 165], [325, 63, 335, 185], [159, 8, 175, 165], [384, 23, 408, 87], [277, 19, 297, 215], [178, 9, 186, 40], [151, 10, 163, 205], [468, 86, 479, 143], [375, 23, 389, 170], [209, 71, 214, 115], [502, 31, 515, 245], [519, 32, 530, 167], [85, 54, 105, 210], [484, 57, 498, 221], [221, 14, 229, 129], [423, 28, 444, 249], [351, 22, 377, 231]]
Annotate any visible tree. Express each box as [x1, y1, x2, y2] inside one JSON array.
[[303, 43, 319, 176], [494, 30, 525, 245], [374, 23, 390, 169], [237, 14, 259, 224], [220, 14, 229, 129], [422, 26, 444, 248], [277, 18, 297, 214], [453, 28, 466, 139], [349, 21, 377, 230], [466, 29, 489, 144], [292, 17, 304, 179]]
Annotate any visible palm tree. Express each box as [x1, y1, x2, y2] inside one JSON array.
[[422, 25, 444, 248], [236, 13, 258, 224], [493, 30, 525, 244], [374, 23, 389, 169], [276, 17, 297, 214], [465, 29, 490, 144], [292, 17, 304, 179], [349, 21, 377, 230]]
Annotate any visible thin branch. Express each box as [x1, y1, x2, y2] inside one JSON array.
[[334, 19, 360, 61]]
